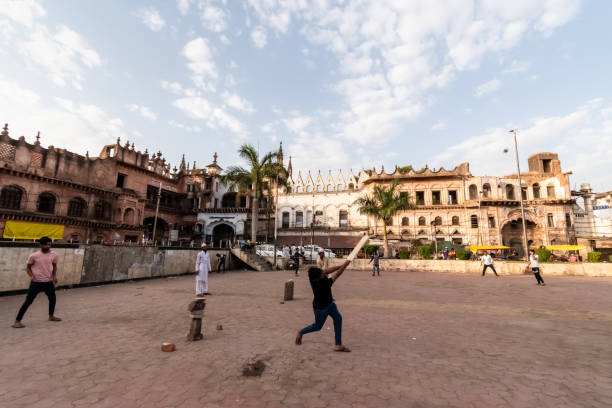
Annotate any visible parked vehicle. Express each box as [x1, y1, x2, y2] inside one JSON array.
[[255, 244, 284, 258], [301, 245, 337, 261]]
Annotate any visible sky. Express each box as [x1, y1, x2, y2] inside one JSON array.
[[1, 0, 611, 191]]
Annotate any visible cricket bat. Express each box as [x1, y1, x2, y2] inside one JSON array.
[[347, 235, 369, 261]]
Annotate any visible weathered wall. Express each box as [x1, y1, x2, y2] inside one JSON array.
[[328, 258, 612, 277], [0, 246, 234, 293], [0, 246, 85, 292]]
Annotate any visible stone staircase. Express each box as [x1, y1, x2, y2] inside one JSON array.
[[230, 248, 273, 271]]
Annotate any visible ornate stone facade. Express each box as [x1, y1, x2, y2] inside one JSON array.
[[277, 152, 576, 256]]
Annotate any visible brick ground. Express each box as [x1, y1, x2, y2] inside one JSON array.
[[1, 269, 611, 408]]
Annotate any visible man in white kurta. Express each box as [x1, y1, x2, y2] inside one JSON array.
[[195, 244, 211, 295]]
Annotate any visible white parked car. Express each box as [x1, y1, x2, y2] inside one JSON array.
[[301, 245, 337, 261], [255, 244, 284, 258]]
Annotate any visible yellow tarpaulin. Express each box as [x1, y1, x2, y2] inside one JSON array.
[[468, 245, 511, 252], [546, 245, 584, 251], [3, 221, 64, 240]]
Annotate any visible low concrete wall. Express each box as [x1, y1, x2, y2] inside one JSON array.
[[0, 245, 234, 294], [0, 246, 85, 292], [329, 258, 612, 277]]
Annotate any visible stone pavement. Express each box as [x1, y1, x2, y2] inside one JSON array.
[[1, 269, 611, 408]]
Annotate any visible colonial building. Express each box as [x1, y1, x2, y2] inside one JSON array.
[[0, 124, 219, 243], [572, 183, 612, 258], [277, 152, 576, 256]]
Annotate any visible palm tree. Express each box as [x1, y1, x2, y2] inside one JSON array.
[[262, 160, 289, 243], [221, 144, 284, 243], [354, 180, 414, 257]]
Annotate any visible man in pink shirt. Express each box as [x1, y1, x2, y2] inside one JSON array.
[[12, 237, 62, 328]]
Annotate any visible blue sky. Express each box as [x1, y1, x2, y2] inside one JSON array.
[[1, 0, 611, 190]]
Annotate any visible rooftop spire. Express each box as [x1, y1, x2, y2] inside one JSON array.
[[179, 154, 186, 171], [287, 155, 292, 178]]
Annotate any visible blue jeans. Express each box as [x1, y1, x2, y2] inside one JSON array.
[[300, 302, 342, 345], [372, 264, 380, 275]]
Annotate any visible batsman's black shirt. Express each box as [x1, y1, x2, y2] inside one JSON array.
[[310, 277, 334, 310]]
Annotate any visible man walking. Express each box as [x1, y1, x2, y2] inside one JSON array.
[[481, 252, 499, 276], [12, 237, 62, 328], [295, 261, 351, 352], [292, 248, 302, 276], [369, 250, 380, 276], [195, 243, 211, 296], [529, 249, 546, 285]]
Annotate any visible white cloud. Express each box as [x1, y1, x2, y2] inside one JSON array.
[[474, 79, 501, 98], [177, 0, 192, 16], [201, 6, 227, 32], [245, 1, 581, 145], [127, 104, 157, 121], [168, 120, 201, 133], [134, 7, 166, 31], [250, 26, 267, 49], [431, 121, 446, 131], [0, 76, 131, 154], [222, 91, 254, 113], [161, 80, 184, 95], [431, 98, 612, 191], [0, 0, 45, 27], [182, 37, 218, 89], [173, 96, 248, 136], [19, 25, 101, 89], [503, 60, 530, 74], [220, 34, 231, 45]]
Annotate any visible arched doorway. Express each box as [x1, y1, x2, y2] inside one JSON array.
[[143, 216, 168, 241], [212, 223, 234, 248], [501, 219, 539, 257]]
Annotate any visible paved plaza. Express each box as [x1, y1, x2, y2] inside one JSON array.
[[1, 269, 611, 408]]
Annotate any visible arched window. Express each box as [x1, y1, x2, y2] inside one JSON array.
[[547, 213, 554, 227], [348, 183, 355, 189], [67, 197, 87, 217], [337, 184, 344, 192], [469, 184, 478, 200], [316, 185, 323, 192], [222, 192, 237, 207], [282, 212, 290, 228], [295, 211, 303, 227], [547, 184, 555, 198], [37, 192, 56, 214], [451, 216, 460, 225], [0, 185, 23, 209], [470, 215, 478, 228], [123, 208, 135, 224], [327, 185, 334, 192], [339, 210, 348, 227], [94, 200, 112, 220], [482, 183, 491, 198], [418, 216, 426, 226], [532, 183, 540, 199], [314, 210, 323, 225], [506, 184, 515, 200], [434, 216, 442, 226], [306, 185, 313, 192], [296, 186, 303, 193], [401, 217, 409, 226]]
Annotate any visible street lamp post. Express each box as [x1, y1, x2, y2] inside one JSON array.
[[430, 220, 438, 259], [152, 181, 162, 246], [273, 174, 279, 267], [509, 129, 530, 260]]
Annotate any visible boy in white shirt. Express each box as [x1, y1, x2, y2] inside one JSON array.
[[529, 250, 546, 285]]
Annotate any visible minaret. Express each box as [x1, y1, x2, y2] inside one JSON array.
[[278, 141, 284, 165], [287, 155, 293, 178], [179, 154, 186, 172]]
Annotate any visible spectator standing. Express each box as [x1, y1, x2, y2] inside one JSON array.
[[12, 237, 62, 328], [529, 250, 546, 285]]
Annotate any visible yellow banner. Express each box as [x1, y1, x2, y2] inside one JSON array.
[[3, 221, 64, 240]]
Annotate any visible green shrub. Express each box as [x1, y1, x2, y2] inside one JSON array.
[[418, 245, 433, 259], [609, 254, 612, 263], [363, 244, 380, 256], [398, 249, 410, 259], [535, 247, 551, 263], [588, 251, 602, 262], [456, 249, 472, 260]]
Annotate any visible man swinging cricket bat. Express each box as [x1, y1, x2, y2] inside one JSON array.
[[294, 235, 369, 352]]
